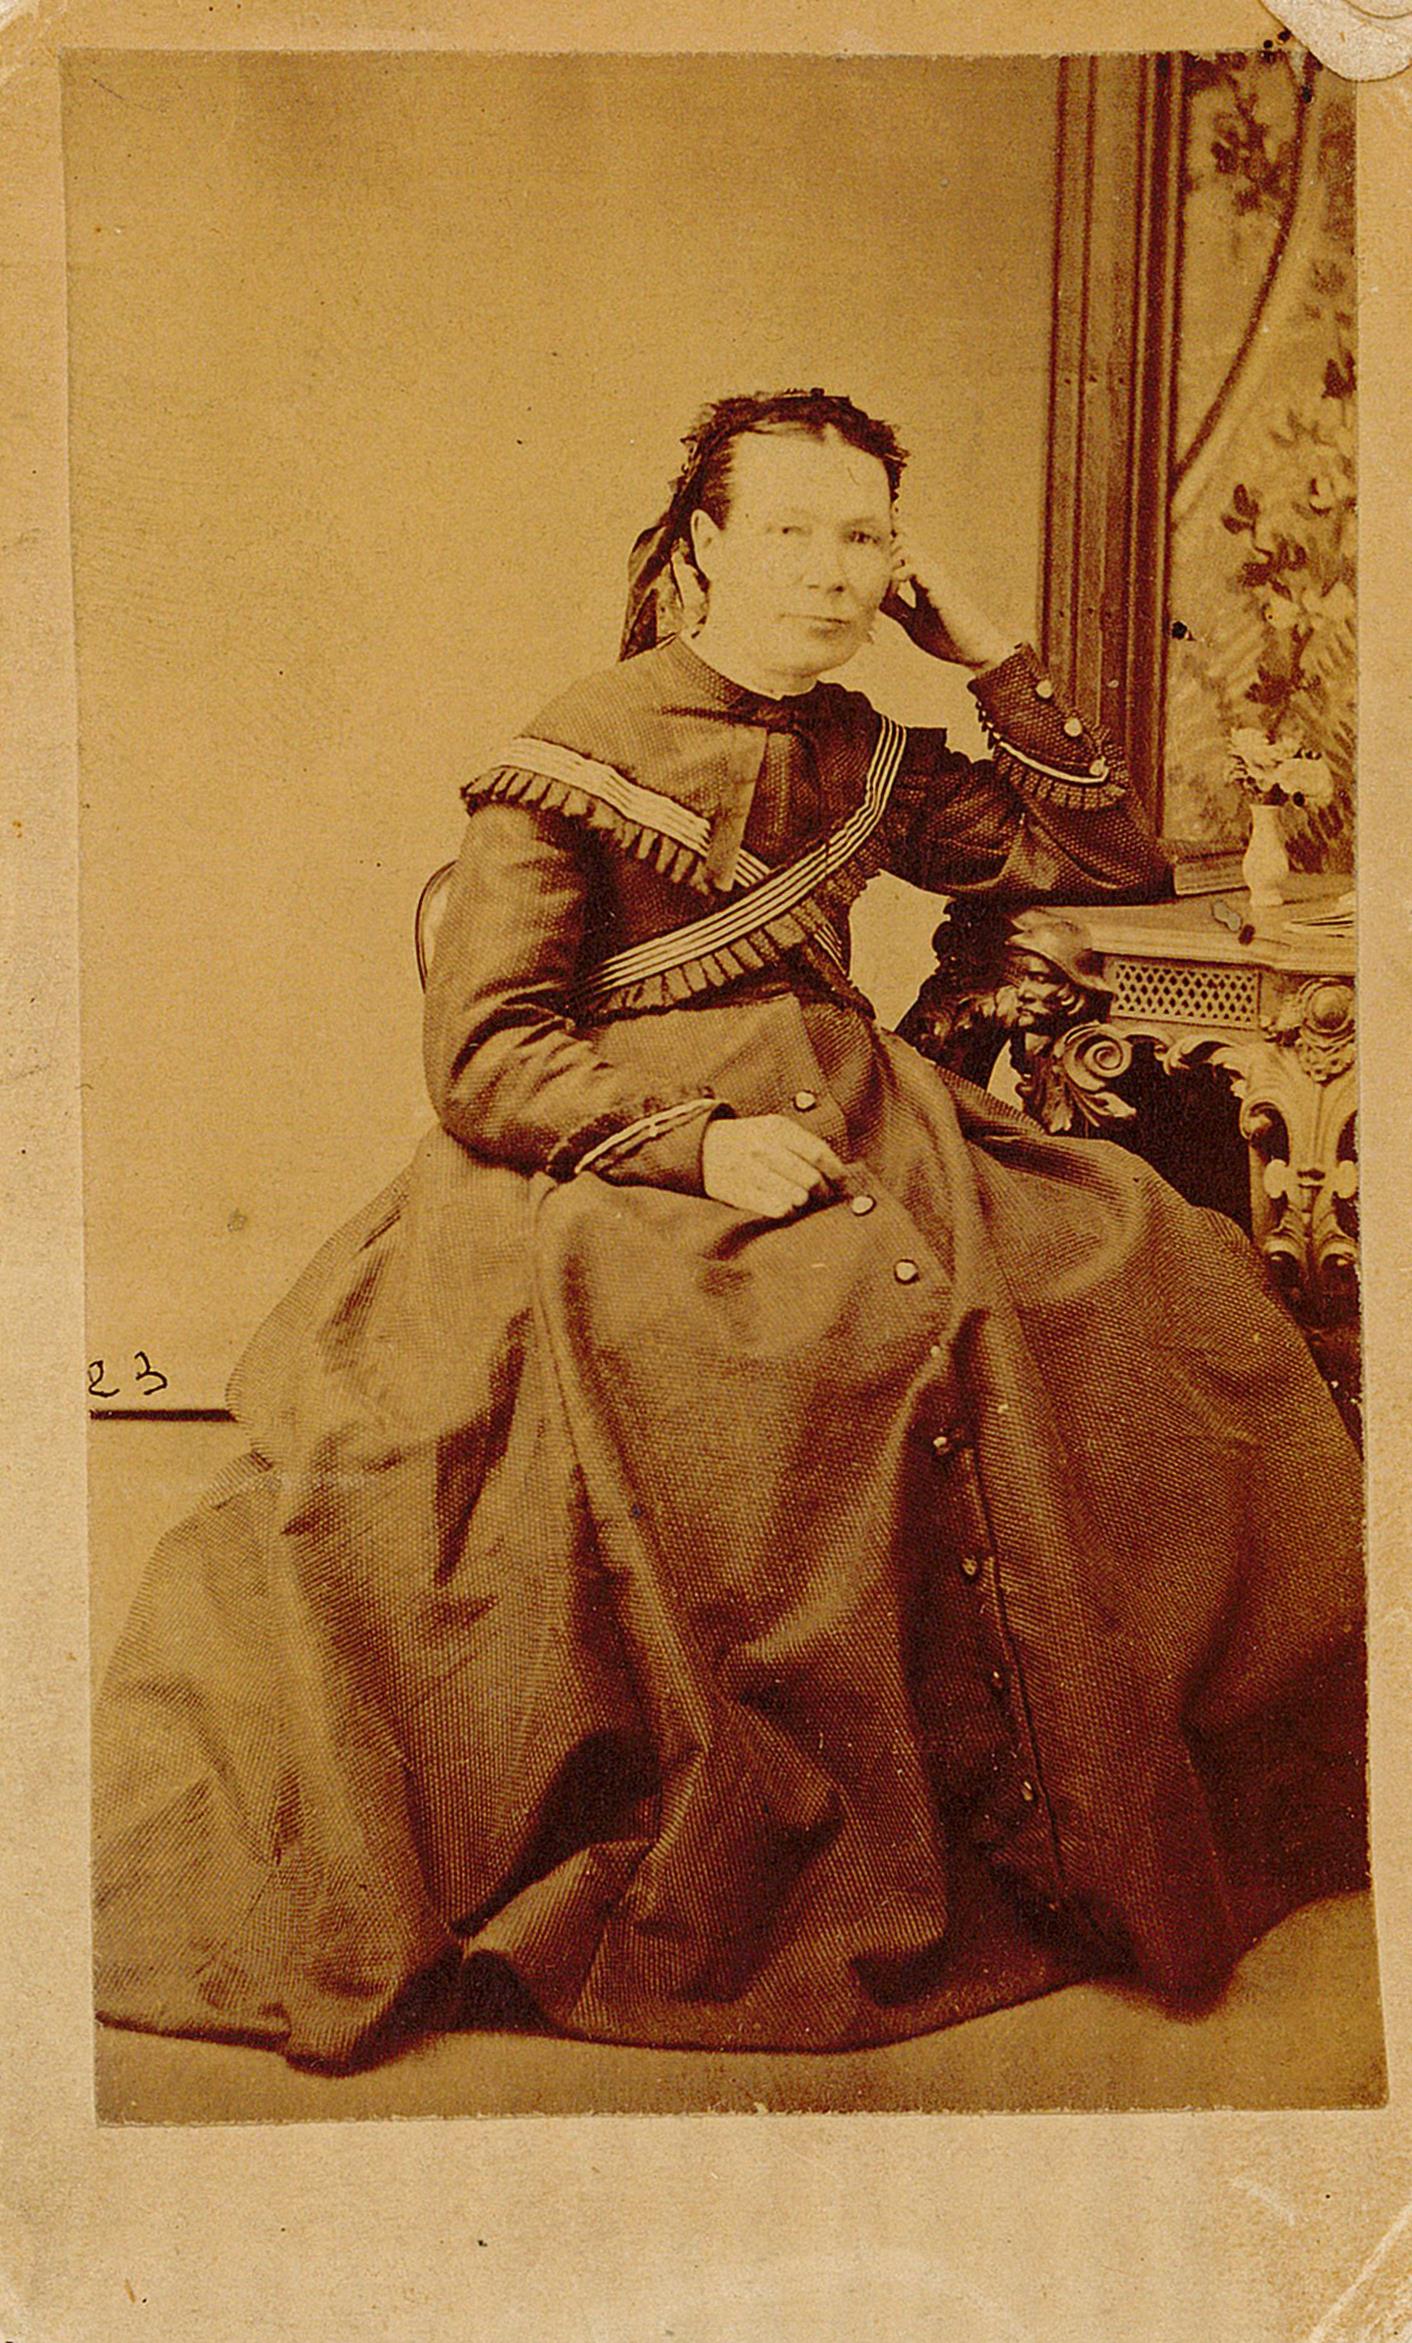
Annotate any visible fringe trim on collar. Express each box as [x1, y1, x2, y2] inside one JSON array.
[[462, 751, 895, 1017], [462, 766, 719, 897]]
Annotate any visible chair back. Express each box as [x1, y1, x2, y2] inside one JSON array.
[[415, 862, 456, 989]]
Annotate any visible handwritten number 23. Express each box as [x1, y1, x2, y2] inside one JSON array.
[[88, 1352, 169, 1399]]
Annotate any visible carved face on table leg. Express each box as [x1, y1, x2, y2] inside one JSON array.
[[1000, 949, 1090, 1035], [997, 912, 1112, 1036]]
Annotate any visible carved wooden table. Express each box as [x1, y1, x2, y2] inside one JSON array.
[[1035, 881, 1357, 1338]]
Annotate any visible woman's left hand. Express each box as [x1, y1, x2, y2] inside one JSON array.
[[883, 542, 1018, 673]]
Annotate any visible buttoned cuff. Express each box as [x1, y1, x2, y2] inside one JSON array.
[[969, 644, 1125, 808]]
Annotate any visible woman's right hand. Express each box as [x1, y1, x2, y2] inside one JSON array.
[[701, 1115, 846, 1218], [883, 540, 1016, 673]]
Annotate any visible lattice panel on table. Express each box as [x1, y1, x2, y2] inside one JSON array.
[[1108, 957, 1261, 1028]]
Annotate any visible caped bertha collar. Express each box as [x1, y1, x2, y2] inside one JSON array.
[[464, 633, 868, 891]]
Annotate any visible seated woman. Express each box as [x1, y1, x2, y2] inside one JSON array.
[[94, 389, 1367, 2075]]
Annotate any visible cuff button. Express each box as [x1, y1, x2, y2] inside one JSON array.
[[1034, 677, 1055, 701], [1089, 758, 1109, 780], [792, 1089, 819, 1112], [1063, 715, 1084, 739], [893, 1258, 921, 1284], [850, 1193, 876, 1216]]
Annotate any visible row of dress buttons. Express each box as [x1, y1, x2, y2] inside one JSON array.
[[1033, 675, 1084, 738], [787, 1099, 957, 1279], [786, 1095, 912, 1254], [789, 1090, 906, 1254], [1029, 677, 1107, 774], [786, 1094, 894, 1234], [926, 1443, 1040, 1810]]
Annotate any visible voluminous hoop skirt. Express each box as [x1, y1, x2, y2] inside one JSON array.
[[93, 990, 1367, 2071]]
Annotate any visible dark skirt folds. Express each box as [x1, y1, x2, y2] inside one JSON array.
[[93, 990, 1367, 2070]]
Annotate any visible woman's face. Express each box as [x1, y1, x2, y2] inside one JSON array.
[[688, 430, 895, 690]]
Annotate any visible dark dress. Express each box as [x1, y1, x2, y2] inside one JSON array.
[[93, 637, 1367, 2071]]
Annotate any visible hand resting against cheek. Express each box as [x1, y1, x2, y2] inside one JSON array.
[[701, 1114, 847, 1219]]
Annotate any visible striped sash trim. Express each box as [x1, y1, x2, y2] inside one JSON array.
[[575, 714, 907, 1009]]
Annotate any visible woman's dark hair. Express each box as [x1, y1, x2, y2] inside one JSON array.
[[672, 390, 908, 583], [621, 389, 909, 657]]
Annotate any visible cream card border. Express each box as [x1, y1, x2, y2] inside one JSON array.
[[3, 5, 1410, 2338], [1265, 0, 1412, 76]]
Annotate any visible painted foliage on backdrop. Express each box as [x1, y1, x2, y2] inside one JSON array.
[[1164, 50, 1355, 866]]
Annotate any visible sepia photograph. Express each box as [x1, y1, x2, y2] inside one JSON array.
[[68, 42, 1382, 2126]]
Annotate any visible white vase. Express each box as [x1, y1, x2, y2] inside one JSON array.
[[1242, 800, 1290, 926]]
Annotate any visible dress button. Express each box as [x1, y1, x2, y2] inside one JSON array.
[[988, 1667, 1006, 1693], [1063, 714, 1084, 738], [959, 1554, 983, 1580], [930, 1429, 956, 1456], [792, 1089, 818, 1112], [893, 1258, 921, 1284], [1019, 1778, 1037, 1803], [850, 1193, 876, 1216], [1034, 677, 1055, 701]]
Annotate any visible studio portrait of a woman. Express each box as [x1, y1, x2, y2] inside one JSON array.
[[91, 387, 1368, 2084], [62, 39, 1385, 2136]]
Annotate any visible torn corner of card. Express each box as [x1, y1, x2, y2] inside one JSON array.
[[1262, 0, 1412, 75]]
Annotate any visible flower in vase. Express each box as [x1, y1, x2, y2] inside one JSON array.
[[1227, 727, 1334, 807]]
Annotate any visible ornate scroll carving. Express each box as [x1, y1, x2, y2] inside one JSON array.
[[1029, 1025, 1138, 1135], [910, 915, 1359, 1354], [900, 906, 1125, 1134], [1014, 967, 1358, 1323], [906, 906, 1359, 1426], [1262, 974, 1356, 1081], [1238, 977, 1358, 1314]]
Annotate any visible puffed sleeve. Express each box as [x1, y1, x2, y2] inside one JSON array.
[[880, 644, 1172, 904], [423, 801, 728, 1189]]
